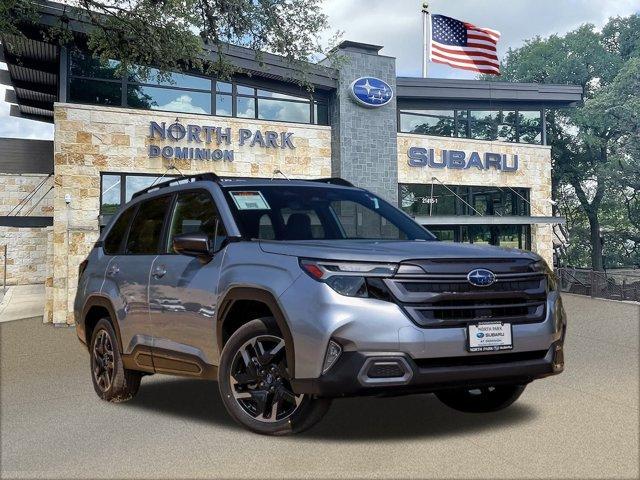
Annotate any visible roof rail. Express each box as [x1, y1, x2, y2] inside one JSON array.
[[131, 172, 221, 199], [310, 177, 355, 187]]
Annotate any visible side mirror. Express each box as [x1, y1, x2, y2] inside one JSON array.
[[172, 233, 211, 259]]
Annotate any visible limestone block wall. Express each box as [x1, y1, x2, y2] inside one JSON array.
[[51, 103, 332, 324], [397, 134, 554, 264], [0, 174, 53, 286]]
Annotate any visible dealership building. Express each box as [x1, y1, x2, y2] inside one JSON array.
[[0, 1, 582, 324]]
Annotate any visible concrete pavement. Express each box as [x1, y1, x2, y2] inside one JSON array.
[[0, 284, 45, 323], [1, 294, 638, 479]]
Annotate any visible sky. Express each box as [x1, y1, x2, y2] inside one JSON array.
[[1, 0, 639, 140]]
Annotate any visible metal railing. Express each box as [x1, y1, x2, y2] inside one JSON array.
[[556, 267, 640, 302], [1, 244, 6, 296]]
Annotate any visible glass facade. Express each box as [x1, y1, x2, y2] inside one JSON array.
[[100, 173, 179, 216], [399, 183, 531, 249], [399, 108, 542, 144], [68, 49, 328, 125]]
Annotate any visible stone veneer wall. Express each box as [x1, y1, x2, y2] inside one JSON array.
[[51, 103, 332, 324], [397, 134, 554, 265], [0, 174, 53, 286]]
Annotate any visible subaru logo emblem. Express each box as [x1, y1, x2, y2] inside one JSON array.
[[349, 77, 393, 108], [467, 268, 496, 287], [476, 332, 485, 338]]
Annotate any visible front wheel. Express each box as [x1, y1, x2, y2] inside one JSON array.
[[218, 318, 331, 435], [435, 384, 526, 413]]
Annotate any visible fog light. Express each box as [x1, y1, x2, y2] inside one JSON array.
[[322, 340, 342, 374]]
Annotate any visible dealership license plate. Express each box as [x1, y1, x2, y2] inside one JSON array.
[[467, 322, 513, 352]]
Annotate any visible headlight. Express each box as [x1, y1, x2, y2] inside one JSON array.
[[299, 259, 396, 299]]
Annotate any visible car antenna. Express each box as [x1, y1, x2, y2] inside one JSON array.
[[271, 169, 290, 180]]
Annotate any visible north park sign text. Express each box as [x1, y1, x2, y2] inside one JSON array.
[[148, 121, 295, 162]]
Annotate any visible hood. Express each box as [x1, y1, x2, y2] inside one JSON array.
[[258, 239, 540, 264]]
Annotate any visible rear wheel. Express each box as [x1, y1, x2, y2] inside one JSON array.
[[435, 384, 526, 413], [218, 318, 331, 435], [89, 318, 141, 402]]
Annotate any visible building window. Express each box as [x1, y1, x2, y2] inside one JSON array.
[[399, 183, 532, 249], [68, 48, 328, 125], [399, 184, 530, 217], [100, 172, 179, 218], [399, 108, 542, 144]]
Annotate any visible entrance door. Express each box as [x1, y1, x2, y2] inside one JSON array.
[[148, 189, 227, 372]]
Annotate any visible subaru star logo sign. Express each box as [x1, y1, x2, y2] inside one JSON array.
[[349, 77, 393, 107], [467, 268, 497, 287]]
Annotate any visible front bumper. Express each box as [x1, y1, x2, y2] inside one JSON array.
[[280, 273, 567, 380], [292, 341, 564, 397]]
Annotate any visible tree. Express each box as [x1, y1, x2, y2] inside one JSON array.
[[1, 0, 333, 86], [487, 15, 640, 270]]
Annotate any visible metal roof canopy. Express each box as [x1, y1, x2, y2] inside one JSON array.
[[415, 215, 566, 225], [0, 0, 337, 125], [0, 138, 54, 174], [396, 77, 583, 109]]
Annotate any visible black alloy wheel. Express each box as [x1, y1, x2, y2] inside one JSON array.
[[230, 334, 302, 422], [219, 318, 331, 435], [89, 318, 141, 402], [92, 329, 115, 392]]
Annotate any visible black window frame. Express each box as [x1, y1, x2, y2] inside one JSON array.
[[67, 48, 329, 125], [100, 172, 181, 217], [398, 108, 543, 144]]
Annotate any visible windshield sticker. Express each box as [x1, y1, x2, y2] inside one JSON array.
[[230, 191, 271, 210]]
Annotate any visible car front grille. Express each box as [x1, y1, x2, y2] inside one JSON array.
[[385, 264, 548, 328]]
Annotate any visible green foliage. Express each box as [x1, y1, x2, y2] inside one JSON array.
[[484, 15, 640, 269], [2, 0, 334, 88]]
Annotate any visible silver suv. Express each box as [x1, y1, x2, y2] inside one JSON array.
[[75, 173, 566, 435]]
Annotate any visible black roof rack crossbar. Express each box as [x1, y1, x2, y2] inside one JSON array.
[[310, 177, 355, 187], [131, 172, 221, 199]]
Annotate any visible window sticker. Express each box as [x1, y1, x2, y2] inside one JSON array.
[[230, 191, 271, 210]]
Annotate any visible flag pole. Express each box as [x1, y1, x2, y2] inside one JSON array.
[[422, 2, 430, 77]]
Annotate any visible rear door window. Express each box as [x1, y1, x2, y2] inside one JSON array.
[[125, 196, 172, 254], [104, 206, 135, 255]]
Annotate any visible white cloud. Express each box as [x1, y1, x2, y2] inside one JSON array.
[[0, 62, 54, 140], [154, 94, 209, 114], [2, 1, 639, 140], [321, 0, 640, 78]]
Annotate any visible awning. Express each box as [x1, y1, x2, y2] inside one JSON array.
[[415, 215, 566, 225]]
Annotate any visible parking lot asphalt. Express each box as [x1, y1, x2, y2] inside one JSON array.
[[1, 294, 638, 479]]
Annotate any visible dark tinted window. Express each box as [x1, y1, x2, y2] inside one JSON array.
[[224, 186, 435, 241], [104, 207, 135, 255], [126, 196, 171, 254], [166, 191, 227, 252], [69, 78, 122, 106]]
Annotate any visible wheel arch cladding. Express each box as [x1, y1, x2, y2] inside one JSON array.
[[217, 287, 297, 378], [82, 296, 124, 352]]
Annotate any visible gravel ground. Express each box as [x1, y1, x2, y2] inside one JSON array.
[[1, 294, 638, 479]]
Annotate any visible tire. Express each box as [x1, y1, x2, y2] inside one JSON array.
[[218, 318, 331, 435], [435, 383, 526, 413], [89, 318, 141, 402]]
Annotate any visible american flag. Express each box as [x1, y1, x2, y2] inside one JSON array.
[[429, 14, 501, 75]]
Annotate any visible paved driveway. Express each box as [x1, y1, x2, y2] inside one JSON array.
[[1, 294, 638, 479]]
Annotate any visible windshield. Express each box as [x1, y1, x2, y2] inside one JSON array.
[[223, 185, 436, 241]]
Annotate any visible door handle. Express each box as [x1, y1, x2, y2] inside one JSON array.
[[107, 264, 119, 277], [152, 265, 167, 279]]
